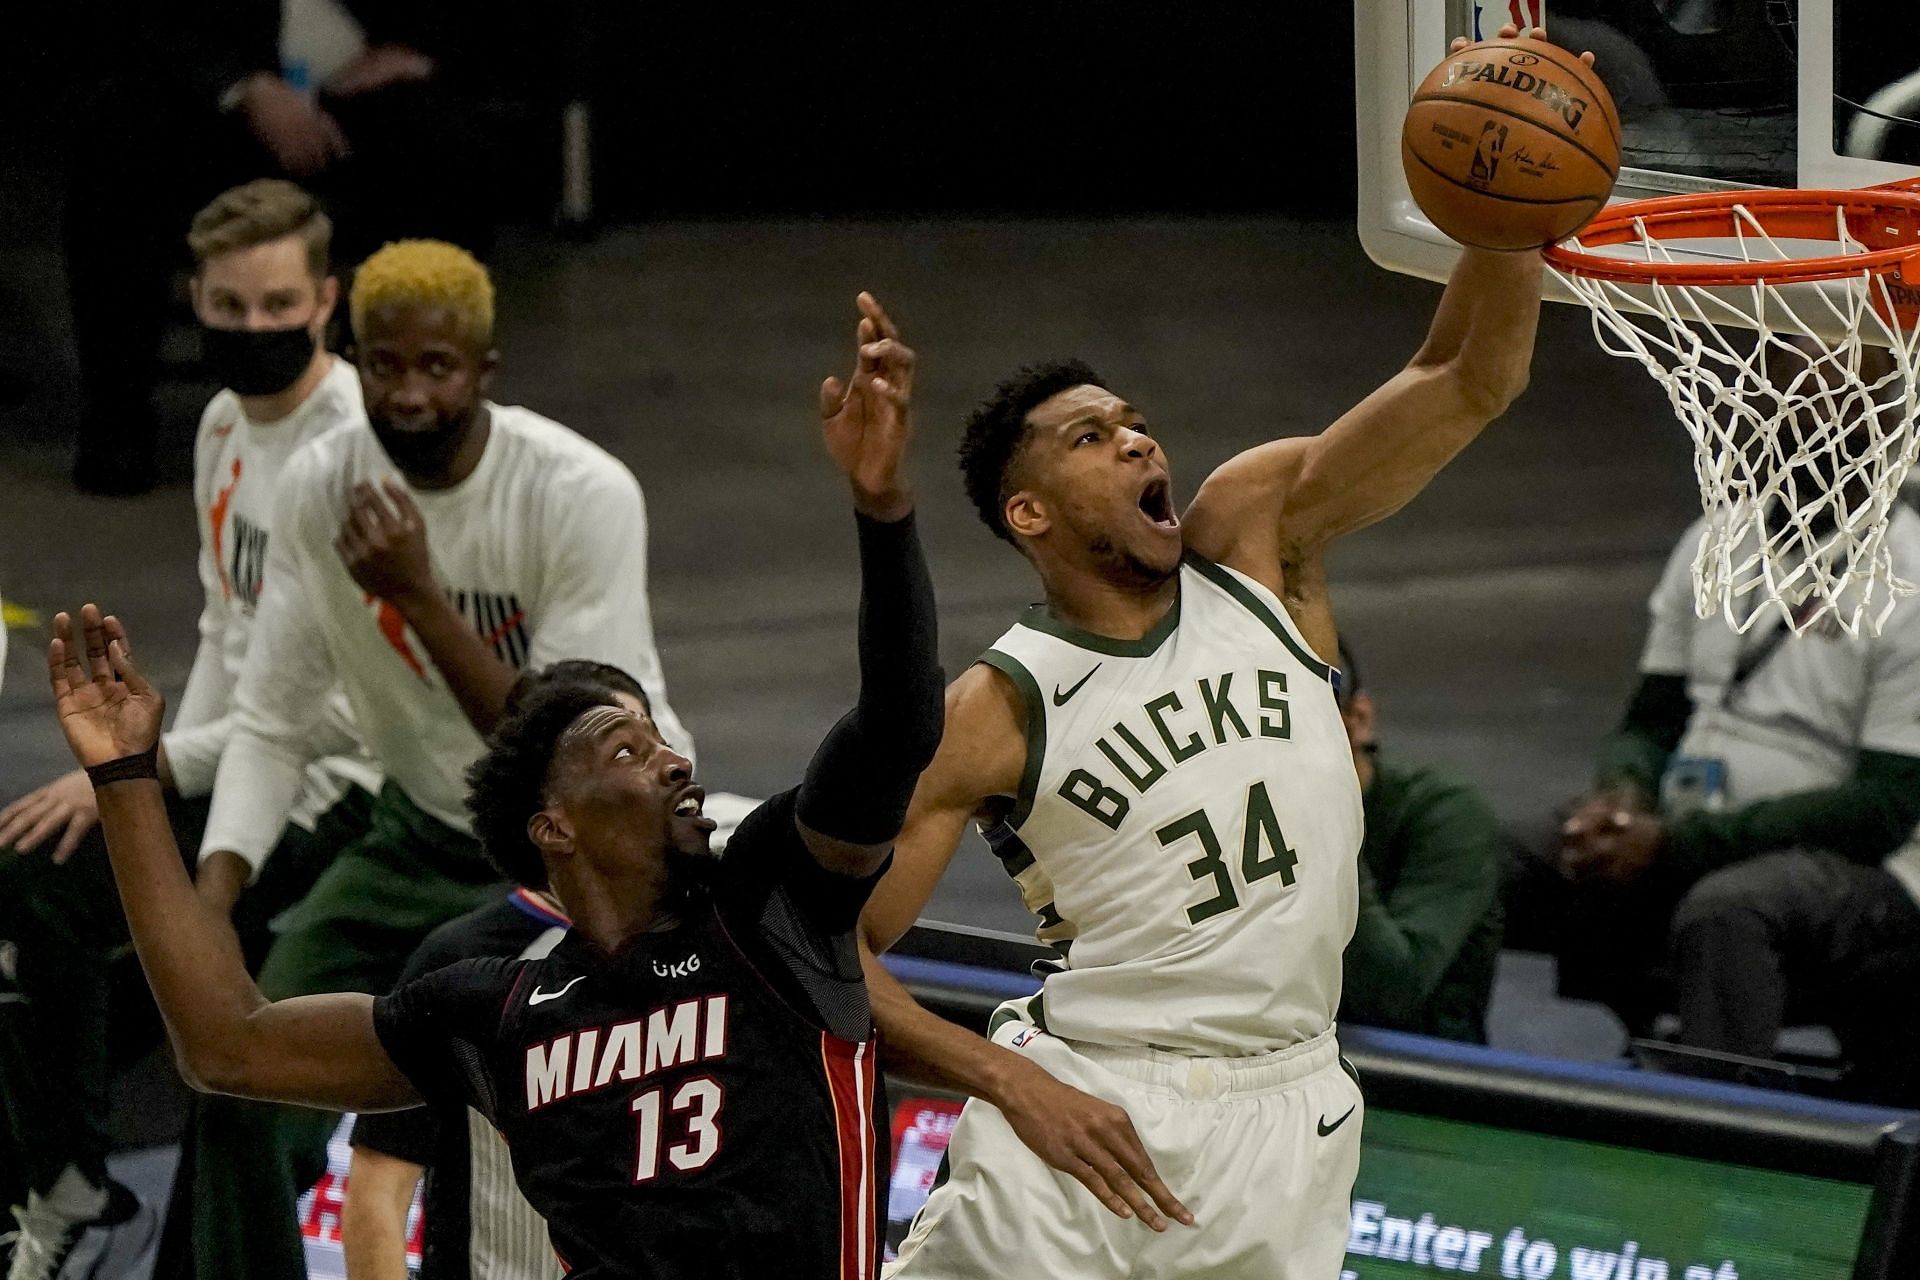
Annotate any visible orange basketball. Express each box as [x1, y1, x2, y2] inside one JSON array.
[[1402, 36, 1621, 251]]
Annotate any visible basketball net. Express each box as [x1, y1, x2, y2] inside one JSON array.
[[1549, 201, 1920, 637]]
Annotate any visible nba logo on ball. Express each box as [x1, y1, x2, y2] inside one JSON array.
[[1475, 0, 1545, 39], [1402, 32, 1620, 250]]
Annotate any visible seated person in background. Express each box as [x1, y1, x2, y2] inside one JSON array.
[[49, 292, 937, 1276], [1335, 643, 1503, 1043], [0, 179, 379, 1279], [1533, 498, 1920, 1105], [188, 239, 691, 1280], [342, 661, 647, 1280]]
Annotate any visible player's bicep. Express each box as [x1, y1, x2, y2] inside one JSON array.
[[861, 666, 1027, 954], [218, 993, 421, 1113], [1181, 439, 1311, 581]]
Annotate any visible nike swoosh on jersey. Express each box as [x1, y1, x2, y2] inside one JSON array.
[[1317, 1105, 1356, 1137], [1052, 664, 1102, 706], [529, 975, 587, 1006]]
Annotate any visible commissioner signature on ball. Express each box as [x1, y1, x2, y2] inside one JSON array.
[[1511, 146, 1561, 171]]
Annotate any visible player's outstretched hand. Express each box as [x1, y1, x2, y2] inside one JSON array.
[[1450, 21, 1595, 66], [47, 606, 164, 770], [820, 292, 915, 522], [994, 1055, 1194, 1231]]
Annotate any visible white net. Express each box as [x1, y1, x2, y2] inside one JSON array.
[[1551, 202, 1920, 637]]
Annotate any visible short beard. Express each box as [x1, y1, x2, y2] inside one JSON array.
[[662, 841, 719, 904], [370, 409, 473, 478]]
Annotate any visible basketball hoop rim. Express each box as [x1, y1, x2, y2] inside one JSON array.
[[1543, 187, 1920, 289]]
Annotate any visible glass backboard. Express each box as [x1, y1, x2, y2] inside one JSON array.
[[1359, 1, 1920, 288]]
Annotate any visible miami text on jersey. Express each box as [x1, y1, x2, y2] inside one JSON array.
[[525, 995, 730, 1111]]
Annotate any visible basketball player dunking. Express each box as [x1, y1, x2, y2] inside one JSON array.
[[870, 26, 1585, 1279]]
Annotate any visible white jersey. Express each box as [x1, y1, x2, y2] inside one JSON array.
[[978, 554, 1362, 1056], [1642, 509, 1920, 902], [203, 403, 690, 872], [167, 359, 381, 826]]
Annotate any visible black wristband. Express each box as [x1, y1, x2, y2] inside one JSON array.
[[85, 746, 161, 788]]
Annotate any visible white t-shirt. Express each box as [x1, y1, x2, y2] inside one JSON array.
[[203, 404, 690, 873], [167, 358, 382, 828], [1640, 509, 1920, 900]]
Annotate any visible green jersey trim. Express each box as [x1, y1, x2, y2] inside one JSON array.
[[1183, 554, 1332, 682], [987, 992, 1047, 1040], [1016, 589, 1182, 658], [979, 649, 1047, 828]]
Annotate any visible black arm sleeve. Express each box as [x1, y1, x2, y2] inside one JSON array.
[[794, 510, 944, 846], [1593, 672, 1693, 802]]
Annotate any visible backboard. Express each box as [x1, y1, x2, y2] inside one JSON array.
[[1359, 1, 1920, 288]]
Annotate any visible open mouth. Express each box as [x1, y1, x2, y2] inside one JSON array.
[[671, 786, 715, 829], [1137, 474, 1178, 530]]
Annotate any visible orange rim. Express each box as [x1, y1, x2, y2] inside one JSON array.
[[1543, 187, 1920, 288]]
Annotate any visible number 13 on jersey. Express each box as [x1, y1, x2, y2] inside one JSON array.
[[1158, 780, 1299, 924]]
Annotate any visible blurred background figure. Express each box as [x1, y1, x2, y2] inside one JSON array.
[[0, 179, 380, 1280], [1513, 500, 1920, 1105], [1335, 642, 1504, 1043], [58, 0, 501, 494]]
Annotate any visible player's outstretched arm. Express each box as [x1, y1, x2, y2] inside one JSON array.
[[46, 606, 421, 1113], [860, 667, 1194, 1231], [793, 293, 944, 875], [1187, 25, 1588, 625]]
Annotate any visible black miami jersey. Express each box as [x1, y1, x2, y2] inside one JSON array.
[[372, 790, 887, 1279]]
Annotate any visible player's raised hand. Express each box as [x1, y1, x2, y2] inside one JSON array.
[[1450, 21, 1596, 66], [994, 1055, 1194, 1231], [47, 606, 164, 770], [337, 479, 436, 606], [820, 292, 915, 522]]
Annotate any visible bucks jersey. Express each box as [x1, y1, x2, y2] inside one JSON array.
[[979, 554, 1362, 1055]]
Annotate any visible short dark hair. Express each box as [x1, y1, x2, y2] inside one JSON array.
[[466, 680, 619, 889], [958, 359, 1108, 543], [507, 660, 649, 716]]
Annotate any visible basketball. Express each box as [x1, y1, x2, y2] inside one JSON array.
[[1402, 36, 1621, 251]]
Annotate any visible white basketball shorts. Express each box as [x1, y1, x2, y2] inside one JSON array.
[[886, 1010, 1363, 1280]]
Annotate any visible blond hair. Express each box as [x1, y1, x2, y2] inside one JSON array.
[[350, 240, 496, 349], [187, 179, 331, 278]]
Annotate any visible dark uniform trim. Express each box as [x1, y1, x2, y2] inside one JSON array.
[[986, 992, 1049, 1040], [983, 820, 1037, 879], [979, 650, 1047, 829], [1015, 592, 1182, 658], [1183, 554, 1333, 682]]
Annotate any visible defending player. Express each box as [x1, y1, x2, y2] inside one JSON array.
[[186, 238, 693, 1280], [43, 293, 936, 1280], [870, 27, 1577, 1279]]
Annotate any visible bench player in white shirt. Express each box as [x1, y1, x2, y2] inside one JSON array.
[[0, 180, 380, 1279], [187, 239, 691, 1280], [868, 28, 1576, 1279]]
